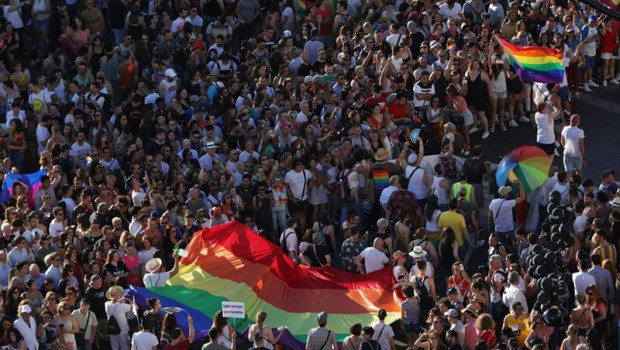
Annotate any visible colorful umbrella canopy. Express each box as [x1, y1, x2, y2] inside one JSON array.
[[496, 146, 551, 193]]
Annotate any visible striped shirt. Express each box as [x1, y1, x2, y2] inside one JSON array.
[[400, 298, 420, 325], [306, 327, 337, 350]]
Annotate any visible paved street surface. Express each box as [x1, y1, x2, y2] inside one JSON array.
[[470, 83, 620, 182]]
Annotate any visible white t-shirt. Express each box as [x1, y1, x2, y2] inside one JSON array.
[[405, 166, 428, 200], [105, 302, 132, 334], [36, 124, 50, 153], [489, 198, 516, 232], [535, 112, 555, 144], [13, 317, 37, 350], [284, 169, 313, 201], [359, 247, 389, 274], [572, 271, 596, 297], [131, 330, 159, 350], [48, 219, 64, 238], [561, 126, 584, 157], [143, 271, 171, 287], [372, 322, 395, 350], [280, 228, 298, 254], [490, 269, 505, 303], [70, 142, 92, 169]]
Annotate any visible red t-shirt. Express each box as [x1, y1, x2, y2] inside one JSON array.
[[314, 6, 332, 35], [163, 339, 190, 350]]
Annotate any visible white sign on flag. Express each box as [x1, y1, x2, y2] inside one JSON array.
[[222, 302, 245, 318]]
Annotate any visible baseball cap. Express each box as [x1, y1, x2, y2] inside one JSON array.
[[165, 68, 177, 78]]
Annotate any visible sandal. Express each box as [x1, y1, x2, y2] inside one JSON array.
[[500, 123, 507, 131]]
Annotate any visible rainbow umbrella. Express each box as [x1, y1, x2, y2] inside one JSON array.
[[496, 146, 551, 193]]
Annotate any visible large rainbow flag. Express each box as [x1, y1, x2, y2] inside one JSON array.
[[134, 222, 399, 349], [496, 36, 564, 84], [0, 169, 46, 204]]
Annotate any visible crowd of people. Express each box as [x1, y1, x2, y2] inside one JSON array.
[[0, 0, 618, 349]]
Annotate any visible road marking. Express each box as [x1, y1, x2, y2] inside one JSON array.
[[577, 92, 620, 114]]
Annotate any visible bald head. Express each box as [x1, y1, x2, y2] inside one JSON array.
[[373, 238, 384, 249], [29, 264, 40, 276], [570, 114, 580, 126]]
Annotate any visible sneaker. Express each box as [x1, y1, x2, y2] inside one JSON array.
[[575, 91, 583, 98], [583, 84, 592, 92], [482, 131, 490, 139], [554, 148, 560, 157], [508, 120, 518, 128], [588, 80, 599, 87], [602, 80, 608, 87], [554, 140, 561, 148], [474, 239, 486, 248], [519, 115, 530, 123], [464, 151, 470, 157], [611, 79, 620, 85], [469, 126, 479, 134]]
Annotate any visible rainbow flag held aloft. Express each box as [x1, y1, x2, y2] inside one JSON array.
[[298, 0, 307, 18], [0, 169, 47, 204], [495, 36, 564, 84], [132, 222, 399, 349]]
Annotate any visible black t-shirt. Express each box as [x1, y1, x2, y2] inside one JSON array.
[[85, 285, 107, 319], [301, 244, 330, 267], [462, 158, 487, 184], [360, 340, 381, 350]]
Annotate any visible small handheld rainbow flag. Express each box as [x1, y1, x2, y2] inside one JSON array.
[[495, 36, 564, 84], [298, 0, 307, 17]]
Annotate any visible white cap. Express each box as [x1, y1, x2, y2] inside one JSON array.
[[165, 68, 177, 78], [283, 30, 292, 38], [21, 305, 32, 313], [407, 153, 418, 164]]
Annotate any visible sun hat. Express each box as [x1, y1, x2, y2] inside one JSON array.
[[374, 148, 388, 162], [409, 246, 427, 258], [498, 186, 512, 196], [105, 285, 124, 300], [393, 250, 405, 260], [145, 258, 163, 273], [463, 304, 478, 317]]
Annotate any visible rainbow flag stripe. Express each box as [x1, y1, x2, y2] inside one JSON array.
[[136, 222, 399, 349], [298, 0, 307, 17], [372, 167, 390, 192], [496, 36, 564, 84]]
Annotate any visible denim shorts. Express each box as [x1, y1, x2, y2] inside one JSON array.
[[558, 86, 570, 102], [585, 55, 596, 70], [563, 154, 583, 172], [33, 18, 50, 30], [491, 90, 507, 99]]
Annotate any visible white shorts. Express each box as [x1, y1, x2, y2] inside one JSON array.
[[601, 52, 614, 60]]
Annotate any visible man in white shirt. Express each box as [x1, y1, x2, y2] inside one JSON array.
[[284, 159, 313, 229], [380, 176, 400, 212], [439, 0, 462, 20], [502, 272, 529, 314], [131, 318, 159, 350], [72, 298, 99, 350], [13, 305, 38, 350], [489, 184, 525, 249], [35, 115, 52, 153], [70, 130, 92, 169], [280, 218, 300, 263], [48, 207, 65, 245], [444, 309, 465, 346], [354, 238, 389, 274], [105, 286, 133, 350], [572, 259, 596, 297], [561, 114, 585, 178], [143, 255, 180, 287], [171, 8, 190, 33], [45, 252, 62, 288], [371, 309, 395, 350]]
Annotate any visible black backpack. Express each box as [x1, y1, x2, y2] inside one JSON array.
[[108, 315, 121, 335], [107, 304, 121, 335], [281, 230, 295, 255], [412, 276, 433, 313]]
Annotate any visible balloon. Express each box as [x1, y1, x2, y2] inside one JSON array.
[[528, 266, 538, 278], [537, 291, 551, 305], [551, 208, 564, 221], [540, 277, 554, 292], [559, 223, 571, 236], [533, 254, 545, 266], [551, 233, 563, 246], [536, 264, 550, 277], [532, 244, 544, 255], [543, 308, 564, 327], [547, 203, 558, 215], [564, 235, 575, 248], [545, 252, 556, 265], [551, 224, 561, 233]]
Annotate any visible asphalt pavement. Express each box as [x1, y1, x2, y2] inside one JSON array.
[[468, 82, 620, 183]]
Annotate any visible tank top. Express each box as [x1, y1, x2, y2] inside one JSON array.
[[161, 79, 177, 106], [406, 166, 428, 200], [466, 71, 487, 101], [425, 210, 441, 232], [451, 182, 472, 201], [429, 107, 442, 123], [490, 70, 507, 93], [432, 176, 449, 205], [33, 0, 50, 21]]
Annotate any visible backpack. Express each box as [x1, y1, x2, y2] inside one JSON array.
[[107, 305, 121, 335], [411, 275, 433, 313], [99, 93, 112, 114], [280, 229, 295, 255], [338, 169, 352, 199]]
